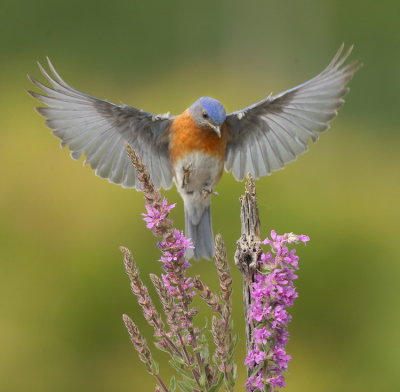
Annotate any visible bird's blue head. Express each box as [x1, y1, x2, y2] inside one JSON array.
[[188, 96, 226, 137]]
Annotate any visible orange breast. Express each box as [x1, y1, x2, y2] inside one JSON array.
[[169, 110, 228, 165]]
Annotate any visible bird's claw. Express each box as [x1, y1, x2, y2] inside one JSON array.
[[182, 163, 193, 188], [201, 187, 219, 199]]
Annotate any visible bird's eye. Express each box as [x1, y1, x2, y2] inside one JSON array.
[[202, 111, 209, 119]]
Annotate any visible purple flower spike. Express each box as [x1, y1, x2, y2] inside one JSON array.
[[139, 182, 194, 307], [245, 231, 309, 390]]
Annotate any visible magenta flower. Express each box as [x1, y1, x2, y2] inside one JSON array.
[[244, 348, 267, 366], [268, 374, 285, 388], [254, 326, 271, 344], [245, 372, 264, 391], [260, 252, 273, 264], [271, 346, 291, 370], [245, 230, 309, 391], [142, 200, 175, 230]]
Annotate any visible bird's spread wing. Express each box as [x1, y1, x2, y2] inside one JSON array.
[[224, 44, 361, 181], [28, 59, 173, 189]]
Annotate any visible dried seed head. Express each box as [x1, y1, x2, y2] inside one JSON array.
[[193, 276, 222, 314], [121, 248, 164, 336], [214, 234, 233, 304], [123, 314, 156, 374]]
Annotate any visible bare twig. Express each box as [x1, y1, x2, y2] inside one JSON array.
[[234, 174, 262, 374]]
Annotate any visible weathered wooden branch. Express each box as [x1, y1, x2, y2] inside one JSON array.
[[234, 174, 262, 375]]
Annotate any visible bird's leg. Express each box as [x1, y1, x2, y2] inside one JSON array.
[[182, 162, 193, 189], [201, 187, 219, 199]]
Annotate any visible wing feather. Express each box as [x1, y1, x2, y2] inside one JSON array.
[[224, 44, 360, 180], [28, 59, 173, 189]]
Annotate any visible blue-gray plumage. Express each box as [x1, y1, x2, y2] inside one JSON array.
[[28, 44, 360, 260], [188, 97, 226, 138], [198, 97, 227, 125]]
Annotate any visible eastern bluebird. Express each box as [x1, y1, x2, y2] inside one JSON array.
[[29, 44, 359, 260]]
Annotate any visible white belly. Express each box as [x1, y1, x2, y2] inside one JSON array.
[[174, 152, 223, 192], [173, 152, 223, 223]]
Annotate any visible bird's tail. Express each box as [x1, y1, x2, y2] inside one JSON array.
[[185, 204, 214, 260]]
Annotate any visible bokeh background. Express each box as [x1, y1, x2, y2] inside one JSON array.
[[1, 0, 399, 391]]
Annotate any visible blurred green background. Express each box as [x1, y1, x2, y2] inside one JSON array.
[[1, 0, 399, 391]]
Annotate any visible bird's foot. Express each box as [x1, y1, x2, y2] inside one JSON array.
[[182, 163, 193, 188], [201, 187, 219, 199]]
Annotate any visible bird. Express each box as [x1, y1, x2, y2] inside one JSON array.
[[28, 44, 360, 260]]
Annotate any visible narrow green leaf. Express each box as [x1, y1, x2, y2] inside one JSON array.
[[208, 373, 224, 392], [168, 360, 196, 384], [197, 334, 210, 363], [199, 373, 207, 387], [171, 354, 186, 366], [231, 333, 239, 349], [232, 363, 238, 381], [169, 376, 177, 392], [153, 341, 170, 354], [151, 359, 159, 375], [176, 380, 194, 392]]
